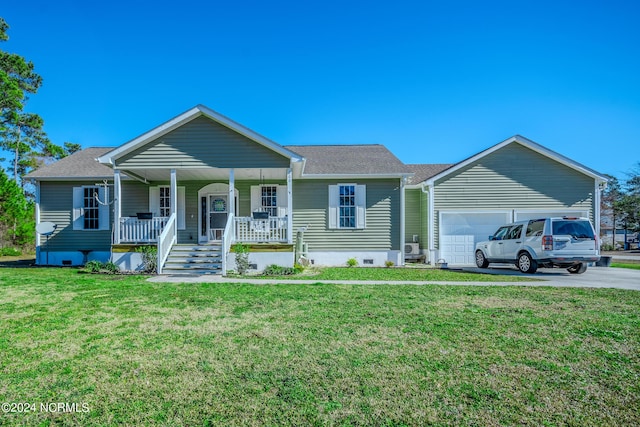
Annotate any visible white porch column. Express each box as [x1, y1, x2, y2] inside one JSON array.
[[170, 169, 177, 240], [287, 168, 293, 244], [228, 168, 235, 216], [114, 169, 122, 244]]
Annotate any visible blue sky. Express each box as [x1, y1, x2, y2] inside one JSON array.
[[2, 0, 639, 179]]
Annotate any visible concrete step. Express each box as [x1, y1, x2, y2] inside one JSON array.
[[161, 244, 224, 275]]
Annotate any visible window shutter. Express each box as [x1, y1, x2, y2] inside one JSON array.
[[277, 185, 288, 217], [72, 187, 83, 230], [149, 187, 160, 217], [250, 186, 261, 212], [98, 186, 110, 230], [177, 186, 185, 230], [356, 185, 366, 229], [328, 185, 338, 229]]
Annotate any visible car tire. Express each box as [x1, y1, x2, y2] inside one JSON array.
[[475, 251, 489, 268], [567, 263, 588, 274], [517, 252, 538, 274]]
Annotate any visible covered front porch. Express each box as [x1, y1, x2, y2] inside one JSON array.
[[111, 166, 295, 273]]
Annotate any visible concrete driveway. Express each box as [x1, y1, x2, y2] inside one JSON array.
[[464, 265, 640, 290]]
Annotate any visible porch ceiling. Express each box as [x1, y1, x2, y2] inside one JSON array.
[[121, 167, 288, 182]]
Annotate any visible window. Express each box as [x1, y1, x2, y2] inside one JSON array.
[[261, 185, 278, 216], [339, 185, 356, 228], [526, 219, 545, 237], [148, 186, 186, 230], [83, 187, 99, 229], [159, 187, 170, 217], [250, 185, 288, 217], [328, 184, 366, 229], [73, 186, 109, 231], [505, 225, 523, 240]]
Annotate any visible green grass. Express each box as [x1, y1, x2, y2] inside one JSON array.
[[612, 262, 640, 270], [1, 268, 639, 425], [257, 266, 535, 282]]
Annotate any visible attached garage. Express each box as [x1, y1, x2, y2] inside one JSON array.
[[405, 135, 608, 266], [439, 211, 510, 265]]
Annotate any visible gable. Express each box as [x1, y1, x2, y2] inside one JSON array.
[[117, 116, 290, 169], [435, 143, 594, 208]]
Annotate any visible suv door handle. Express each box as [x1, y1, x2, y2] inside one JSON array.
[[498, 242, 503, 244], [515, 241, 521, 243]]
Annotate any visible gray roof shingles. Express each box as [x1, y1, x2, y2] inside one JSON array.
[[405, 163, 454, 185], [27, 145, 452, 182], [285, 144, 412, 175], [24, 147, 114, 179]]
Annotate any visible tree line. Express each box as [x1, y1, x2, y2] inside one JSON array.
[[0, 17, 78, 252], [601, 167, 640, 249]]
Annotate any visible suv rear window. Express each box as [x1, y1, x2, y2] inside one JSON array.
[[552, 220, 595, 239], [526, 219, 545, 237]]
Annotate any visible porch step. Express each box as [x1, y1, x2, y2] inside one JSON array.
[[162, 244, 223, 275]]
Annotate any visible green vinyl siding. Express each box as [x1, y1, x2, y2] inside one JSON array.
[[118, 116, 290, 169], [292, 179, 401, 251], [433, 143, 595, 247], [121, 181, 151, 217], [405, 189, 429, 249], [39, 182, 111, 252]]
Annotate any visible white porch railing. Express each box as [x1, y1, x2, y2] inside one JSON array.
[[119, 217, 168, 243], [221, 213, 235, 276], [156, 213, 177, 274], [235, 216, 288, 243]]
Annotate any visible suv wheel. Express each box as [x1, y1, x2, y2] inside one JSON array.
[[567, 263, 587, 274], [475, 250, 489, 268], [517, 252, 538, 274]]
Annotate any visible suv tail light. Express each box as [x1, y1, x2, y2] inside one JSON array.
[[542, 235, 553, 251]]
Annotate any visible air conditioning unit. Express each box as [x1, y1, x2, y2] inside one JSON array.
[[405, 243, 420, 254]]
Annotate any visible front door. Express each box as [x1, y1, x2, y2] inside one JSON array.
[[207, 194, 228, 241]]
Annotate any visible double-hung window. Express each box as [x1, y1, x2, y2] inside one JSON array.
[[159, 186, 171, 217], [250, 185, 288, 217], [328, 184, 366, 229], [73, 186, 109, 231]]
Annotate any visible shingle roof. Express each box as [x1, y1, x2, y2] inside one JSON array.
[[405, 163, 454, 185], [25, 147, 114, 179], [285, 144, 412, 176]]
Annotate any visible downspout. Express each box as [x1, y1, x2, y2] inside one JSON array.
[[400, 177, 406, 266], [421, 182, 435, 264], [595, 179, 606, 251]]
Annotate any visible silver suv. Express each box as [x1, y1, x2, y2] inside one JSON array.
[[475, 217, 600, 274]]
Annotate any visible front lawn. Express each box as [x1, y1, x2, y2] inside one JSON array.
[[1, 268, 639, 425], [258, 266, 535, 282]]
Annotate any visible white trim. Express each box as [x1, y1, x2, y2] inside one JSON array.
[[228, 169, 235, 217], [301, 173, 412, 179], [427, 184, 435, 261], [512, 209, 588, 221], [424, 135, 609, 186], [114, 170, 121, 244], [97, 105, 303, 164], [594, 181, 602, 240], [287, 168, 293, 244]]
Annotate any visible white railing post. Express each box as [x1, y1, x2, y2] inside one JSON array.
[[156, 213, 177, 274], [221, 213, 235, 275], [287, 167, 293, 243]]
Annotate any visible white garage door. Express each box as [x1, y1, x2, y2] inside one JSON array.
[[439, 212, 511, 265]]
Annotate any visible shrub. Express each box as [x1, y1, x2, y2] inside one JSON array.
[[0, 247, 21, 256], [293, 262, 305, 274], [385, 260, 395, 268], [600, 243, 614, 251], [233, 243, 250, 275], [263, 264, 296, 276], [346, 258, 358, 267], [103, 261, 120, 274], [136, 245, 157, 273], [84, 260, 103, 273]]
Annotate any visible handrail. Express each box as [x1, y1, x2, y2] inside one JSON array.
[[156, 213, 177, 274], [221, 213, 235, 276]]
